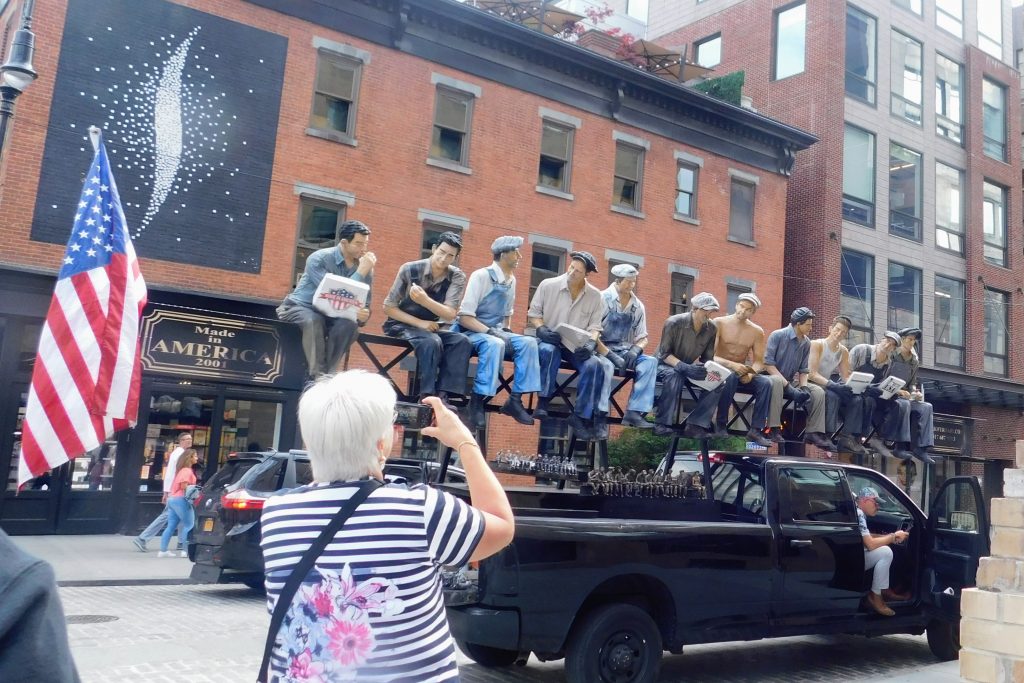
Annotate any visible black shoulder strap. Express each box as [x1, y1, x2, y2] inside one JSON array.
[[257, 478, 383, 682]]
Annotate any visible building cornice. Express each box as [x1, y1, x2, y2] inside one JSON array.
[[243, 0, 817, 175]]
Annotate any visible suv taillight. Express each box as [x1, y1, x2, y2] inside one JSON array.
[[697, 452, 724, 464], [221, 490, 267, 510]]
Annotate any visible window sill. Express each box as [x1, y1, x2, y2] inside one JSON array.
[[727, 235, 757, 248], [610, 204, 645, 219], [888, 231, 923, 245], [306, 127, 358, 147], [536, 185, 574, 201], [935, 246, 965, 259], [673, 213, 700, 226], [844, 93, 877, 108], [426, 157, 473, 175], [981, 260, 1012, 272]]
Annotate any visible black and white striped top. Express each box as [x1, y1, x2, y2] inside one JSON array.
[[260, 480, 484, 682]]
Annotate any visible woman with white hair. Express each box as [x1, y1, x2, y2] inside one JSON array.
[[259, 370, 514, 682]]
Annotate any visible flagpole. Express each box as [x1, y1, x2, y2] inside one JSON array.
[[88, 125, 101, 153]]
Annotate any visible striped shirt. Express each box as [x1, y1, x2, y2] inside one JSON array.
[[260, 480, 484, 682]]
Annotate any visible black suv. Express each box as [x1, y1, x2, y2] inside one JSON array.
[[189, 449, 465, 589]]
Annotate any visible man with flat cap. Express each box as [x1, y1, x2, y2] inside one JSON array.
[[712, 292, 773, 446], [382, 231, 472, 404], [594, 263, 657, 428], [848, 331, 902, 458], [652, 292, 722, 438], [452, 236, 539, 428], [764, 307, 833, 451], [528, 251, 607, 439], [882, 328, 936, 464]]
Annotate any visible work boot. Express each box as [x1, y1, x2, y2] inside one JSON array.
[[653, 423, 677, 437], [683, 423, 710, 440], [745, 429, 773, 448], [881, 588, 911, 602], [621, 410, 652, 428], [804, 432, 838, 452], [912, 446, 937, 465], [837, 435, 868, 456], [866, 436, 893, 459], [710, 423, 731, 439], [533, 397, 551, 419], [893, 442, 915, 461], [467, 393, 487, 429], [569, 413, 594, 440], [865, 592, 895, 617], [767, 427, 786, 444], [499, 394, 534, 425]]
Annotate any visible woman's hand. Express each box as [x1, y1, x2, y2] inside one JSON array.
[[420, 396, 476, 450]]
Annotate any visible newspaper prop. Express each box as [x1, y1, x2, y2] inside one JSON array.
[[555, 323, 593, 351], [877, 375, 906, 400], [313, 274, 369, 320], [845, 371, 875, 395], [688, 360, 732, 392]]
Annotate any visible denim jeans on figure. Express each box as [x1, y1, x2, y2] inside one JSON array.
[[138, 506, 169, 543], [161, 497, 195, 552]]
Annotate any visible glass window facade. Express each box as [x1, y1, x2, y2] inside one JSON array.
[[982, 181, 1007, 267], [936, 0, 962, 37], [982, 78, 1006, 161], [773, 4, 806, 80], [887, 262, 922, 332], [935, 55, 963, 144], [889, 143, 922, 241], [843, 124, 875, 226], [675, 163, 698, 218], [977, 0, 1003, 59], [845, 5, 876, 104], [695, 34, 721, 68], [890, 31, 923, 126], [934, 162, 963, 255], [840, 249, 874, 346], [933, 275, 965, 368]]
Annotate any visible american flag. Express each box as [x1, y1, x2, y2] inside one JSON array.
[[18, 134, 147, 487]]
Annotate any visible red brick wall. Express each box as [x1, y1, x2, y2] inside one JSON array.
[[0, 0, 794, 456]]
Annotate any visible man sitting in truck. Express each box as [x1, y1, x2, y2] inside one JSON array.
[[652, 291, 719, 439], [856, 487, 910, 617], [595, 263, 657, 429], [712, 292, 773, 447], [764, 308, 833, 451], [528, 251, 607, 440]]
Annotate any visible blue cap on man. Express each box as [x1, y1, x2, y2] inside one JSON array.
[[491, 235, 523, 256]]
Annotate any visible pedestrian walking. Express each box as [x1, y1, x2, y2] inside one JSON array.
[[158, 449, 198, 558], [132, 432, 191, 552]]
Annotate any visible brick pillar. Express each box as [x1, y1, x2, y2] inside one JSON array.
[[960, 441, 1024, 682]]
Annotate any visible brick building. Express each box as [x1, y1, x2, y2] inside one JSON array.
[[0, 0, 812, 533], [647, 0, 1024, 504]]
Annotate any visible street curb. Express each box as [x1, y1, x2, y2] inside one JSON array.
[[58, 578, 198, 588]]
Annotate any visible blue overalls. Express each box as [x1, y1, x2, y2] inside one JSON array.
[[596, 294, 657, 413], [451, 269, 541, 397]]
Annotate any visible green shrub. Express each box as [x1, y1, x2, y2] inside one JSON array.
[[607, 428, 752, 471], [692, 70, 745, 106]]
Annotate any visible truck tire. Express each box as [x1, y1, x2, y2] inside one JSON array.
[[927, 618, 960, 661], [565, 603, 662, 683], [455, 640, 518, 667]]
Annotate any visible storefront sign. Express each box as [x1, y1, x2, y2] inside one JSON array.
[[932, 415, 972, 457], [142, 309, 286, 385]]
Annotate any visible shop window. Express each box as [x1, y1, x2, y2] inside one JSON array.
[[845, 5, 876, 104], [139, 392, 214, 493], [219, 399, 283, 468], [295, 198, 347, 286], [71, 440, 118, 491], [17, 322, 42, 374]]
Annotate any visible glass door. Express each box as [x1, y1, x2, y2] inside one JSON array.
[[138, 389, 216, 493], [216, 398, 283, 468]]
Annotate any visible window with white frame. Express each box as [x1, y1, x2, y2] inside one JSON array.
[[845, 5, 876, 104], [935, 55, 963, 144], [890, 30, 923, 126], [842, 124, 875, 226]]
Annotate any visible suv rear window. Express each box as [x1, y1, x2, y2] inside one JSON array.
[[204, 458, 263, 492], [294, 460, 314, 487], [245, 457, 288, 493]]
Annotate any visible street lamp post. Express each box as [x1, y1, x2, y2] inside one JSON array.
[[0, 0, 38, 164]]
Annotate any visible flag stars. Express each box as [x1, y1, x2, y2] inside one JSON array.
[[103, 214, 111, 222], [104, 245, 113, 252], [100, 184, 109, 192], [78, 201, 88, 209], [90, 176, 101, 184], [84, 188, 95, 196], [64, 256, 74, 265], [78, 230, 89, 239], [85, 218, 96, 227], [86, 248, 97, 257], [70, 243, 81, 252], [91, 205, 102, 214], [92, 236, 102, 245]]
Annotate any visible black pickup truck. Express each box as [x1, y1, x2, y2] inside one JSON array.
[[442, 452, 989, 683]]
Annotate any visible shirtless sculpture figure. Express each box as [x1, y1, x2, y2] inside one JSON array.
[[712, 293, 774, 447]]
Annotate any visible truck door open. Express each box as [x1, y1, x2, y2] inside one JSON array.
[[925, 476, 990, 621]]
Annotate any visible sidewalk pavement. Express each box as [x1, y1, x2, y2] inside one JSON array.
[[13, 533, 194, 586], [851, 660, 961, 682]]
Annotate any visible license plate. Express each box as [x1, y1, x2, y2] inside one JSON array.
[[202, 518, 214, 532]]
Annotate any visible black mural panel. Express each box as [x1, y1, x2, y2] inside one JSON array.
[[30, 0, 287, 273]]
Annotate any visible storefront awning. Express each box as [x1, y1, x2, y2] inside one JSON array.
[[920, 368, 1024, 409]]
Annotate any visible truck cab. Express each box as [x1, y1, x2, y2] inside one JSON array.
[[443, 452, 989, 683]]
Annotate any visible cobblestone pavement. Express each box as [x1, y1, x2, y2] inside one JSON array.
[[61, 583, 948, 682]]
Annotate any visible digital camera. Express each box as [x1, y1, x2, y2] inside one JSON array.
[[394, 401, 434, 429]]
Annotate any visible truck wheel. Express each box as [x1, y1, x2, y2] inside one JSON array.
[[565, 603, 661, 683], [455, 640, 518, 668], [927, 618, 960, 661]]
